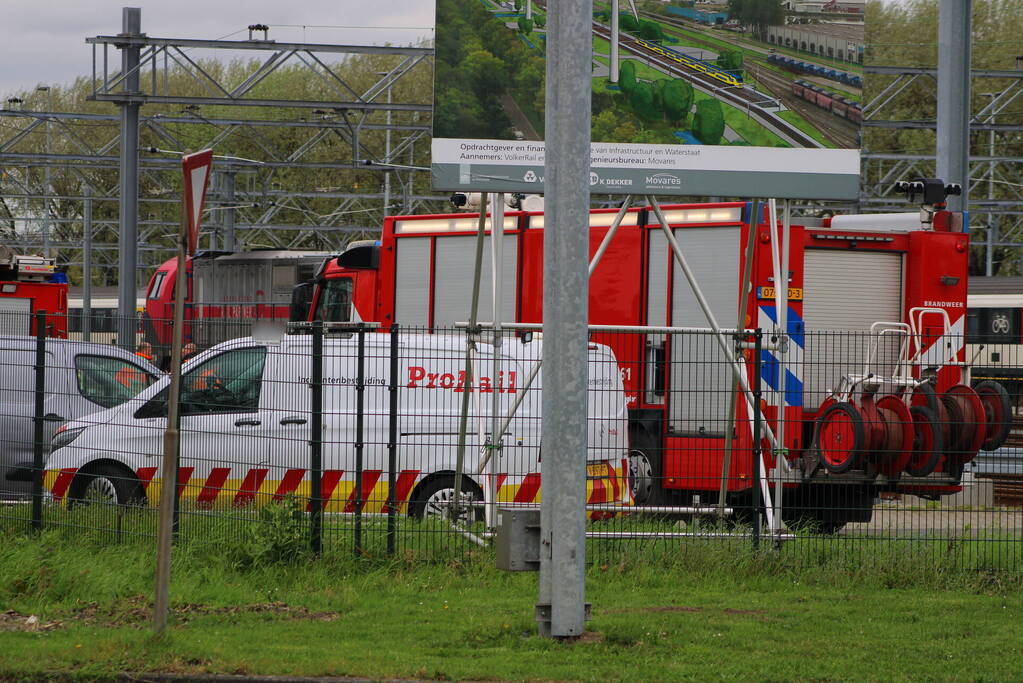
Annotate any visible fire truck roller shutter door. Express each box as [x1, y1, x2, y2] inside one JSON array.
[[0, 297, 31, 335], [802, 250, 903, 409], [394, 238, 432, 327], [431, 235, 517, 329], [667, 226, 741, 436]]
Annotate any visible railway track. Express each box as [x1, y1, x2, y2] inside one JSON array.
[[748, 63, 859, 149], [590, 23, 823, 148]]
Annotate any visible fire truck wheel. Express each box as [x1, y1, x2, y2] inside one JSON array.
[[974, 380, 1012, 451], [816, 402, 865, 474], [780, 483, 874, 534], [408, 475, 483, 523], [68, 463, 144, 508], [905, 405, 942, 477], [628, 430, 664, 506]]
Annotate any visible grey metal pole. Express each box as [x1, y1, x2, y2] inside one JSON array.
[[117, 7, 143, 349], [717, 200, 760, 513], [610, 0, 619, 84], [153, 194, 187, 636], [223, 171, 236, 252], [83, 186, 93, 341], [39, 86, 52, 258], [487, 194, 505, 530], [537, 0, 591, 640], [32, 310, 45, 532], [384, 81, 392, 216], [452, 194, 488, 522], [936, 0, 971, 213], [310, 321, 323, 554]]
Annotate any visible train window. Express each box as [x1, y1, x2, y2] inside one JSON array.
[[967, 307, 1021, 344], [967, 309, 981, 339], [147, 271, 167, 300], [272, 265, 295, 289]]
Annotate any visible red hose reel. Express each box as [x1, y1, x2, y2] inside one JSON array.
[[815, 382, 1010, 477]]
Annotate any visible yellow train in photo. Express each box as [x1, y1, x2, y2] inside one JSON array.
[[634, 38, 742, 88]]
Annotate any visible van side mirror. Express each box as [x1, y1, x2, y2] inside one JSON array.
[[289, 282, 315, 323]]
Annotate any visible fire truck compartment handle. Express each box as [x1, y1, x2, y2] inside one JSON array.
[[279, 416, 308, 426], [234, 418, 262, 427]]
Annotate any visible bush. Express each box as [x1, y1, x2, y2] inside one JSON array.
[[226, 496, 308, 569]]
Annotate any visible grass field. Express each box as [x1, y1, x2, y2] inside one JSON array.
[[1, 513, 1021, 682]]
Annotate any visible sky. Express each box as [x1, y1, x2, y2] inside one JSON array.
[[0, 0, 436, 97]]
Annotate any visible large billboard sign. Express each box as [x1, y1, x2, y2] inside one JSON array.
[[431, 0, 863, 200]]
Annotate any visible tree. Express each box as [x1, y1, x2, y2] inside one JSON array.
[[618, 59, 637, 94], [727, 0, 783, 39], [652, 79, 668, 115], [619, 12, 639, 32], [638, 19, 664, 41], [692, 99, 724, 144], [534, 12, 545, 28], [663, 79, 693, 125], [464, 49, 509, 99], [716, 49, 743, 73], [517, 15, 533, 34], [629, 80, 656, 120]]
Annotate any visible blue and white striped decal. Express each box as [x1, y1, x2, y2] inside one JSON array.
[[758, 305, 804, 408]]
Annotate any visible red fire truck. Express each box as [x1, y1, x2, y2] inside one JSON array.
[[294, 193, 1009, 529], [141, 249, 329, 364], [0, 248, 67, 338]]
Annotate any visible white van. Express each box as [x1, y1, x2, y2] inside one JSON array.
[[42, 333, 630, 516], [1, 335, 161, 499]]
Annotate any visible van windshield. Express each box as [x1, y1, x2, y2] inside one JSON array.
[[317, 278, 352, 322], [135, 346, 267, 418]]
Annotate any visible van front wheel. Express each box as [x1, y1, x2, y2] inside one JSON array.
[[409, 475, 483, 523], [69, 463, 144, 508]]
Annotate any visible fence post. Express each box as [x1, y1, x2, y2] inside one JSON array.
[[310, 321, 323, 554], [32, 310, 46, 532], [386, 324, 399, 556], [752, 328, 763, 551], [354, 325, 366, 557]]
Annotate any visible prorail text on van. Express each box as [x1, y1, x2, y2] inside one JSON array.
[[407, 367, 518, 393]]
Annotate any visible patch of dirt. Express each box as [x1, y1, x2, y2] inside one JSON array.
[[603, 605, 704, 614], [0, 610, 63, 632], [573, 630, 605, 644], [5, 599, 338, 632], [604, 605, 765, 616]]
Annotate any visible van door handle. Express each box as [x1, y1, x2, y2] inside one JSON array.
[[234, 418, 261, 427], [280, 416, 308, 426], [43, 413, 65, 422]]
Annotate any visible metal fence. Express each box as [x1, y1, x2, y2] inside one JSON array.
[[2, 311, 1021, 570]]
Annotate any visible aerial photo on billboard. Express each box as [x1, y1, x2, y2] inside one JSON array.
[[432, 0, 863, 199]]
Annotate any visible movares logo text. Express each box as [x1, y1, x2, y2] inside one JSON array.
[[646, 173, 681, 186]]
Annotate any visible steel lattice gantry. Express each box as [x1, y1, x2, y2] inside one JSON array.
[[861, 64, 1023, 275], [0, 8, 440, 295]]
